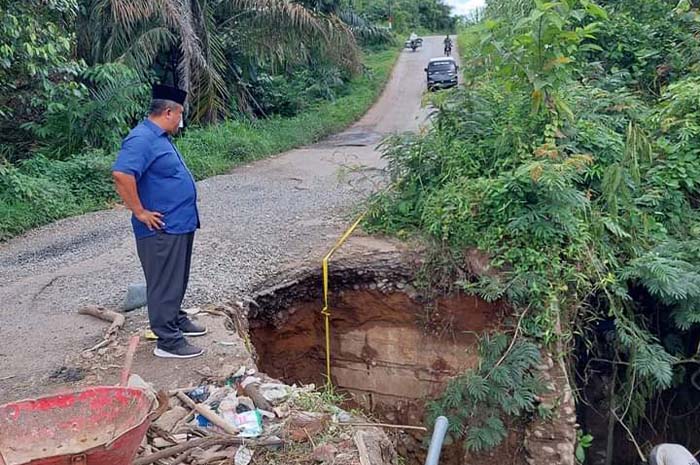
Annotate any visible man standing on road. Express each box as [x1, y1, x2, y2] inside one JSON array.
[[112, 84, 206, 359]]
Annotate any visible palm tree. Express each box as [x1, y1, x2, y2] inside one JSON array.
[[78, 0, 361, 123]]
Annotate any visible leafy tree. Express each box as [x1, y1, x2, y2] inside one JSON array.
[[22, 63, 149, 159], [0, 0, 82, 160], [77, 0, 361, 123], [352, 0, 456, 33]]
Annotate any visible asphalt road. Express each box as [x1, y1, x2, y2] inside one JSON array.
[[0, 37, 455, 400]]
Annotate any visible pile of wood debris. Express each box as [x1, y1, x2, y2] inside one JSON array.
[[131, 366, 399, 465]]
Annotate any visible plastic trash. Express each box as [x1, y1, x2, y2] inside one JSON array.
[[233, 410, 263, 437], [330, 406, 352, 423], [211, 391, 263, 437], [236, 396, 255, 413], [241, 376, 262, 388], [234, 446, 254, 465], [219, 395, 239, 425], [259, 383, 289, 404], [196, 414, 212, 427], [186, 386, 209, 403], [127, 374, 158, 404]]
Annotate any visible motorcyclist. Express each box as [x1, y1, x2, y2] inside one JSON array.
[[409, 31, 418, 51], [649, 444, 699, 465], [444, 34, 453, 55]]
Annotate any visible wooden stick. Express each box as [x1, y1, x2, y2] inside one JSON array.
[[341, 422, 428, 432], [612, 410, 647, 463], [79, 305, 126, 351], [120, 335, 140, 386], [353, 431, 372, 465], [168, 451, 192, 465], [169, 386, 201, 396], [78, 305, 125, 338], [149, 390, 171, 423], [176, 391, 239, 435], [134, 437, 283, 465]]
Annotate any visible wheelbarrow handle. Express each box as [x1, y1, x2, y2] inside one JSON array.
[[120, 335, 140, 386]]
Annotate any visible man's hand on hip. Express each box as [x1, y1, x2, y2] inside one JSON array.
[[112, 171, 166, 231], [135, 210, 165, 231]]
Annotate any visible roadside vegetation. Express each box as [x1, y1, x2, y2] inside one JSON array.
[[0, 0, 453, 240], [368, 0, 700, 461]]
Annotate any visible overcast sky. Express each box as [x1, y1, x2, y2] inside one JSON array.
[[444, 0, 486, 15]]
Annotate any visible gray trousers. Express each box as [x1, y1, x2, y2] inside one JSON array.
[[136, 232, 194, 351]]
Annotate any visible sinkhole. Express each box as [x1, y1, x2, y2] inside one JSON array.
[[248, 264, 506, 464]]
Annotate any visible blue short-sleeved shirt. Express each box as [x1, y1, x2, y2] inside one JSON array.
[[112, 119, 200, 239]]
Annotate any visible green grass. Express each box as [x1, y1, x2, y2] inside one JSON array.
[[0, 47, 400, 241]]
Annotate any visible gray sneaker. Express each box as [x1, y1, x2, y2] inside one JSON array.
[[154, 342, 204, 359], [180, 319, 207, 337]]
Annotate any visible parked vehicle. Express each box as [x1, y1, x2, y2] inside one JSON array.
[[425, 57, 458, 90]]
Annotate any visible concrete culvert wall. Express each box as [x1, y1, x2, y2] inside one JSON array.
[[246, 247, 510, 464]]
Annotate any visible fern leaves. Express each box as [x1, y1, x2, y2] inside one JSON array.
[[429, 334, 543, 452]]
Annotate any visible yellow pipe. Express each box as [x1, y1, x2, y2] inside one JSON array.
[[321, 212, 366, 388]]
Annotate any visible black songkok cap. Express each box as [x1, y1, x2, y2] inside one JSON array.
[[152, 84, 187, 105]]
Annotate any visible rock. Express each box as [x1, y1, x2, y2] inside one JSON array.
[[312, 444, 338, 462], [154, 405, 189, 432], [122, 283, 147, 312], [542, 446, 555, 455]]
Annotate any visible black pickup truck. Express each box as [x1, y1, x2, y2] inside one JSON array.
[[425, 57, 459, 90]]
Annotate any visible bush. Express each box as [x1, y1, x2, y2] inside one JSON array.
[[367, 0, 700, 453], [22, 63, 149, 159]]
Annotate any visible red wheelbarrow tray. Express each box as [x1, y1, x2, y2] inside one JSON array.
[[0, 386, 152, 465]]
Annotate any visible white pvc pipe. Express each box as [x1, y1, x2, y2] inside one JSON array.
[[424, 416, 449, 465]]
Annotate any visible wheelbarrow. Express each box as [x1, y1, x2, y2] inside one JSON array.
[[0, 337, 151, 465]]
